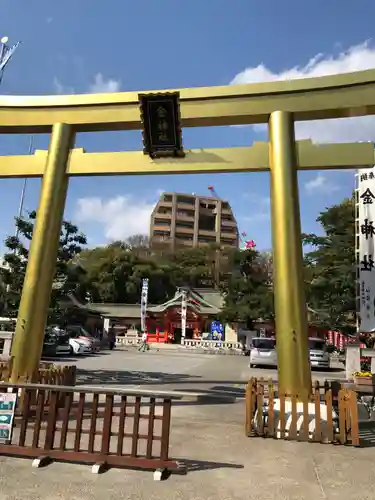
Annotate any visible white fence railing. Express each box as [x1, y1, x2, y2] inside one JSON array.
[[115, 336, 242, 351], [116, 336, 141, 346], [182, 339, 242, 350], [0, 331, 13, 357]]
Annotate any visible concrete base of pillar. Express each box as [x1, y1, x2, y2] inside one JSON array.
[[254, 398, 338, 442]]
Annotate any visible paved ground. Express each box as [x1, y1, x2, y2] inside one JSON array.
[[1, 348, 372, 500], [55, 346, 346, 396], [1, 396, 375, 500]]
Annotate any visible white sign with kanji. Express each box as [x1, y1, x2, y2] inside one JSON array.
[[358, 167, 375, 331]]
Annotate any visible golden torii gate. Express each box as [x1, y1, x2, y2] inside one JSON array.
[[2, 69, 375, 397]]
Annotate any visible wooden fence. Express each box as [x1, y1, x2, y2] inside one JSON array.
[[0, 382, 185, 476], [245, 378, 359, 446], [0, 361, 76, 387]]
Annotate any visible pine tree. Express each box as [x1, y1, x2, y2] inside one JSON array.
[[0, 211, 87, 323]]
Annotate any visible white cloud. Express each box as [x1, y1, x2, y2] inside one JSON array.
[[240, 195, 270, 223], [88, 73, 121, 93], [53, 73, 121, 95], [230, 41, 375, 143], [53, 77, 64, 94], [304, 173, 339, 194], [53, 78, 74, 95], [75, 195, 155, 241]]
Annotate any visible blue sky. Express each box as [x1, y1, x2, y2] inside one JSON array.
[[1, 0, 375, 251]]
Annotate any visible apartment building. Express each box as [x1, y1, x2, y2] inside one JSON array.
[[149, 192, 239, 249]]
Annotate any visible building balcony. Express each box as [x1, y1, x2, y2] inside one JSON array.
[[220, 218, 237, 227], [174, 226, 195, 234], [198, 229, 217, 237], [221, 232, 237, 240], [151, 225, 171, 234]]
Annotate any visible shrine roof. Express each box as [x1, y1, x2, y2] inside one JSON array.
[[66, 287, 221, 318]]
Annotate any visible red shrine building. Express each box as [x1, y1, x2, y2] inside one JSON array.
[[69, 288, 339, 345], [82, 288, 224, 344]]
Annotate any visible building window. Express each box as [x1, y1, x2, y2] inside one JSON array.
[[200, 201, 216, 211], [221, 238, 236, 245], [154, 218, 171, 226], [153, 230, 170, 239], [158, 207, 172, 215], [176, 233, 193, 241], [198, 214, 216, 231], [198, 235, 216, 243], [221, 226, 237, 234], [177, 195, 194, 205], [163, 194, 172, 202], [176, 210, 194, 218], [176, 220, 194, 229]]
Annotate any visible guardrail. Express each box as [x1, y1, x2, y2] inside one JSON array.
[[245, 378, 359, 446], [0, 382, 186, 479]]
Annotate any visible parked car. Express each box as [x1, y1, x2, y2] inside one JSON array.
[[249, 336, 330, 370], [308, 337, 330, 369], [44, 326, 71, 357], [65, 325, 101, 353], [249, 337, 277, 368], [42, 330, 58, 357]]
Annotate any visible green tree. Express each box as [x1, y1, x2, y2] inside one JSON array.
[[219, 248, 274, 328], [79, 241, 174, 304], [0, 211, 87, 322], [303, 196, 355, 333]]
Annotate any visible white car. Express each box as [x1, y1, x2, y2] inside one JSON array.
[[66, 326, 101, 353], [68, 337, 93, 355], [249, 337, 277, 368]]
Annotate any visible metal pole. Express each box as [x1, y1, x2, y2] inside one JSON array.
[[0, 41, 5, 85], [14, 136, 33, 240], [269, 111, 312, 397], [10, 124, 74, 382]]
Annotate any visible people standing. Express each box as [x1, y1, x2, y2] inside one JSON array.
[[217, 330, 223, 348], [138, 331, 149, 352], [108, 326, 116, 350]]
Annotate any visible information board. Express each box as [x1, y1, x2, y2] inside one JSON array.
[[0, 392, 17, 444]]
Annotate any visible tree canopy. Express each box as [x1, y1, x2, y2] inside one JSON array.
[[0, 211, 87, 323], [219, 248, 274, 327], [0, 195, 357, 331], [303, 195, 355, 333]]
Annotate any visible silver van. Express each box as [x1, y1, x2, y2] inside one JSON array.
[[308, 337, 330, 369]]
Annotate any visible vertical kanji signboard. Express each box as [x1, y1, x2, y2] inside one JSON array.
[[357, 168, 375, 331]]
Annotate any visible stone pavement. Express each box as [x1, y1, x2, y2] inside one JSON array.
[[58, 347, 346, 395], [0, 398, 374, 500]]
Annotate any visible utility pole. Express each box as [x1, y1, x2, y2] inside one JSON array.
[[0, 35, 22, 302]]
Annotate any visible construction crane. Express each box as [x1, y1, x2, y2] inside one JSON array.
[[207, 185, 256, 249]]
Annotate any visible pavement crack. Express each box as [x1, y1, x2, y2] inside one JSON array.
[[312, 457, 327, 499]]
